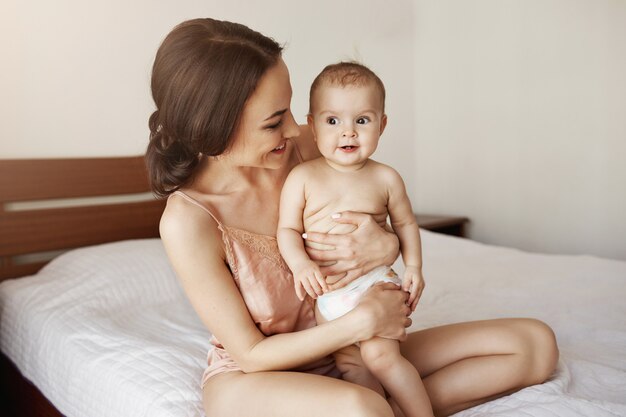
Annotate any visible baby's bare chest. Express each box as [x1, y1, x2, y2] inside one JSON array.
[[303, 177, 389, 233]]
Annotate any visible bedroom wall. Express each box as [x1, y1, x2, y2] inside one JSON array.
[[0, 0, 417, 198], [3, 1, 624, 261], [412, 0, 626, 261]]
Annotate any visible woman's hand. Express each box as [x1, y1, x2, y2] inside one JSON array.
[[303, 211, 400, 291], [351, 282, 412, 342]]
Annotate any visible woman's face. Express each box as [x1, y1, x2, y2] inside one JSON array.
[[225, 58, 300, 169]]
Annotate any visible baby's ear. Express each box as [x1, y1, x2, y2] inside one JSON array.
[[379, 114, 388, 136], [306, 114, 317, 141]]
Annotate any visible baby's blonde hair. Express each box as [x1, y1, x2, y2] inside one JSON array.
[[308, 61, 386, 114]]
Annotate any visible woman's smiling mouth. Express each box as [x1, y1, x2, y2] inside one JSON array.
[[272, 142, 287, 153]]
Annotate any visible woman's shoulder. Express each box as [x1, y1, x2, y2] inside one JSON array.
[[291, 124, 321, 162], [160, 192, 224, 252]]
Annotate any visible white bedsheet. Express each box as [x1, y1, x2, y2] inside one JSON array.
[[1, 232, 625, 416], [409, 232, 626, 416], [0, 239, 209, 417]]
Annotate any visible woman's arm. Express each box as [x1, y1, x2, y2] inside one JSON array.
[[240, 283, 410, 372], [161, 196, 409, 373]]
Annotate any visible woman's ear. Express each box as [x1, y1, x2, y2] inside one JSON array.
[[379, 114, 388, 136]]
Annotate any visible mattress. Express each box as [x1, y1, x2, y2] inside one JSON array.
[[1, 232, 625, 416]]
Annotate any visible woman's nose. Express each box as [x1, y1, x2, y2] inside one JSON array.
[[282, 111, 300, 139]]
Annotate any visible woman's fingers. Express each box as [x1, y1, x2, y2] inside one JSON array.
[[302, 231, 343, 249], [329, 211, 371, 225], [373, 281, 404, 292], [304, 246, 336, 262], [318, 261, 357, 277], [325, 269, 362, 291], [304, 212, 398, 282], [357, 283, 412, 341], [303, 237, 354, 262]]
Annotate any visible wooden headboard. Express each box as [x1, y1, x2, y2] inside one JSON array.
[[0, 156, 166, 281]]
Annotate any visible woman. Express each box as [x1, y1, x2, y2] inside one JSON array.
[[147, 18, 558, 417]]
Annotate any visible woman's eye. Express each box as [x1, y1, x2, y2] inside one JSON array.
[[356, 117, 370, 125], [266, 120, 283, 130], [326, 117, 339, 125]]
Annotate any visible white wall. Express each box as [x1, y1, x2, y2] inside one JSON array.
[[0, 0, 417, 196], [3, 0, 625, 261], [413, 0, 626, 260]]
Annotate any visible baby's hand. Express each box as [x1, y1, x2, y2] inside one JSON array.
[[293, 261, 329, 301], [402, 266, 425, 312]]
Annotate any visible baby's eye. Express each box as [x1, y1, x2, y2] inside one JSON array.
[[326, 117, 339, 125], [356, 117, 370, 125]]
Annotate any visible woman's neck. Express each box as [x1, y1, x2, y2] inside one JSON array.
[[193, 155, 286, 195]]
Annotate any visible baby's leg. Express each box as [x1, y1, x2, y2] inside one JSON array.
[[360, 337, 434, 417], [315, 304, 384, 396]]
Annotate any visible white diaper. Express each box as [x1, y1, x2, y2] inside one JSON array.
[[316, 265, 402, 321]]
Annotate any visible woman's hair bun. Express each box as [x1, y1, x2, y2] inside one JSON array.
[[146, 110, 199, 197]]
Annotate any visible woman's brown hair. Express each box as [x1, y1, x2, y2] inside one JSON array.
[[146, 18, 283, 197]]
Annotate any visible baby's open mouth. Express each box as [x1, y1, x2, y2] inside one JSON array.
[[273, 143, 286, 151]]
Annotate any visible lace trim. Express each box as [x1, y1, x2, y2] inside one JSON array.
[[222, 226, 290, 273], [221, 226, 239, 276]]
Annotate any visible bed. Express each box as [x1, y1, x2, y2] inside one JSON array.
[[1, 156, 625, 417]]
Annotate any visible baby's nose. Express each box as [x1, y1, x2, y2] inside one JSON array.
[[342, 127, 357, 138]]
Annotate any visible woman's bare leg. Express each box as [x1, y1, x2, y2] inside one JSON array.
[[333, 344, 385, 396], [400, 318, 559, 417], [203, 370, 394, 417]]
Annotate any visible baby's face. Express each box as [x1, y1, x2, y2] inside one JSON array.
[[308, 84, 386, 170]]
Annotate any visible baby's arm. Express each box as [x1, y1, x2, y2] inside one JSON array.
[[385, 168, 425, 311], [277, 166, 329, 300]]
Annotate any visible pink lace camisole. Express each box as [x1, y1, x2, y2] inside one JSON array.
[[169, 190, 339, 388]]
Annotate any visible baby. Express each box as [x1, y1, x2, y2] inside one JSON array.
[[278, 62, 433, 417]]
